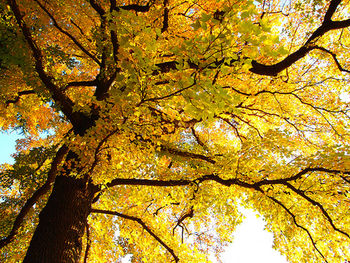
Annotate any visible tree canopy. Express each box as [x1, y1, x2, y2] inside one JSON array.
[[0, 0, 349, 262]]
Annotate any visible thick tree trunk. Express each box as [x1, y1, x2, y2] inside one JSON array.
[[23, 176, 98, 263]]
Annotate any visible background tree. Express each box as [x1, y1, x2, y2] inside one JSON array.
[[0, 0, 349, 262]]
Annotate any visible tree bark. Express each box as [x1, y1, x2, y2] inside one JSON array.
[[23, 176, 98, 263]]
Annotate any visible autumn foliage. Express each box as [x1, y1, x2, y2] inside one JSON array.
[[0, 0, 349, 262]]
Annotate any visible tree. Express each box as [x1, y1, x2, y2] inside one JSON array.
[[0, 0, 349, 262]]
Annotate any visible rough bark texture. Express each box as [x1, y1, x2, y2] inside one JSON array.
[[23, 176, 98, 263]]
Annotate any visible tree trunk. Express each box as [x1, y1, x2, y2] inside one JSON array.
[[23, 176, 98, 263]]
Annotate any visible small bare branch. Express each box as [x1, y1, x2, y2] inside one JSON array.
[[91, 208, 179, 262], [314, 46, 350, 73], [173, 206, 194, 235], [265, 194, 328, 262]]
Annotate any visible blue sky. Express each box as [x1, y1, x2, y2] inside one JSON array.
[[0, 131, 23, 164]]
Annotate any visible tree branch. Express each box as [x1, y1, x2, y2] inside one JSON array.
[[161, 0, 169, 33], [250, 46, 317, 76], [265, 194, 328, 262], [89, 0, 106, 17], [91, 208, 179, 262], [313, 46, 350, 73], [160, 145, 216, 164], [117, 4, 151, 12], [64, 80, 98, 90], [106, 167, 349, 189], [152, 1, 350, 77], [324, 0, 341, 22], [254, 167, 350, 187], [8, 0, 92, 133], [173, 206, 194, 235], [0, 145, 69, 249], [104, 167, 350, 241], [83, 222, 91, 263], [5, 90, 35, 106], [251, 0, 350, 76], [142, 77, 197, 103], [105, 173, 248, 189], [33, 0, 100, 65], [283, 182, 349, 239]]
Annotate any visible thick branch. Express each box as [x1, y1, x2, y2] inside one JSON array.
[[104, 167, 350, 241], [89, 0, 106, 16], [64, 80, 98, 90], [5, 90, 35, 106], [105, 173, 247, 189], [89, 0, 120, 101], [324, 0, 341, 22], [250, 46, 317, 76], [118, 4, 151, 12], [91, 208, 179, 262], [254, 167, 350, 187], [0, 145, 69, 249], [106, 167, 349, 189], [152, 1, 349, 77], [161, 0, 169, 33], [251, 0, 350, 76]]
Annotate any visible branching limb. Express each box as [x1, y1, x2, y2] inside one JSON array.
[[91, 208, 179, 262], [251, 0, 350, 76], [105, 173, 247, 189], [153, 1, 350, 77], [255, 167, 350, 187], [173, 206, 194, 235], [265, 194, 328, 262], [7, 0, 92, 132], [104, 168, 350, 241], [33, 0, 100, 65], [106, 167, 349, 189], [5, 90, 35, 106], [0, 145, 69, 249], [109, 1, 120, 64], [88, 0, 120, 101], [283, 182, 349, 238], [313, 46, 350, 73]]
